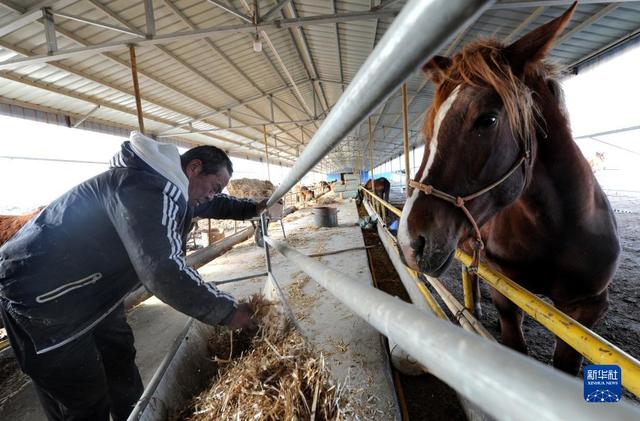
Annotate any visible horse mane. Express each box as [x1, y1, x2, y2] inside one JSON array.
[[426, 38, 558, 146]]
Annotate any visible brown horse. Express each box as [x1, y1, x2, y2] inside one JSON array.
[[398, 3, 619, 375], [299, 185, 315, 202], [364, 177, 391, 202], [0, 207, 45, 246], [319, 181, 330, 192]]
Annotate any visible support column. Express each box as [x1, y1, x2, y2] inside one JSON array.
[[42, 8, 57, 54], [263, 125, 271, 181], [368, 116, 374, 190], [128, 45, 145, 134], [402, 83, 410, 198]]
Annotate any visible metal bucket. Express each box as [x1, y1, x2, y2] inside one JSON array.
[[313, 206, 338, 228]]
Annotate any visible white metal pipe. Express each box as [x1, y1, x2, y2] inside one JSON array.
[[263, 236, 640, 421], [267, 0, 494, 206]]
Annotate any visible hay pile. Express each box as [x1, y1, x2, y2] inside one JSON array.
[[183, 295, 342, 421], [226, 178, 275, 200]]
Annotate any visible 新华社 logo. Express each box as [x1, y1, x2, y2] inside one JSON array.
[[584, 365, 621, 403]]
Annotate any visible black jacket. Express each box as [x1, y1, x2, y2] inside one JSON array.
[[0, 136, 258, 354]]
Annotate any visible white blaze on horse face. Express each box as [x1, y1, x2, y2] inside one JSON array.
[[397, 86, 461, 269], [421, 85, 461, 182], [398, 186, 420, 270]]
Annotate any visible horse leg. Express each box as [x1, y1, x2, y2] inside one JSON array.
[[472, 273, 482, 318], [491, 288, 528, 354], [552, 290, 609, 375]]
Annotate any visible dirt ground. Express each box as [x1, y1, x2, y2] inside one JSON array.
[[431, 194, 640, 404]]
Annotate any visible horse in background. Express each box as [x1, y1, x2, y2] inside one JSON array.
[[398, 3, 619, 375], [298, 186, 316, 202], [0, 207, 45, 247], [363, 177, 391, 202], [319, 181, 330, 192]]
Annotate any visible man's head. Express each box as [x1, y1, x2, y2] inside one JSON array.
[[180, 146, 233, 207]]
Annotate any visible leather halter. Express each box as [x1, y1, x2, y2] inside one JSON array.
[[408, 151, 529, 273]]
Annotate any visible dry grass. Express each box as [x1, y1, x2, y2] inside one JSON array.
[[226, 179, 275, 200], [182, 295, 345, 421], [0, 357, 30, 410]]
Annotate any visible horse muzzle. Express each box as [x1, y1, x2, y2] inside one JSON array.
[[409, 234, 456, 276]]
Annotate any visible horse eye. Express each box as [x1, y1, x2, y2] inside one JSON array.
[[474, 114, 498, 128]]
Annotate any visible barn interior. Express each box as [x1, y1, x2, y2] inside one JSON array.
[[1, 1, 640, 420]]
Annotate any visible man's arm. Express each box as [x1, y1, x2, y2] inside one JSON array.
[[107, 180, 250, 327], [193, 193, 263, 220]]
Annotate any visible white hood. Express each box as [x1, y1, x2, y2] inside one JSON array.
[[129, 132, 189, 201]]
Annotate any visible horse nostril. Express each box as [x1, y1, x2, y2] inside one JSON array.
[[410, 235, 426, 256]]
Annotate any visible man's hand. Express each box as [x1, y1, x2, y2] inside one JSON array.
[[255, 199, 269, 214], [226, 303, 258, 331], [256, 199, 283, 218]]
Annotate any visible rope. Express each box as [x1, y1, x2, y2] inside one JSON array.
[[408, 153, 527, 273]]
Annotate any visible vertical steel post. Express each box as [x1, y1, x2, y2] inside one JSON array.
[[42, 8, 57, 54], [144, 0, 155, 38], [263, 125, 271, 181], [368, 116, 374, 191], [261, 213, 272, 273], [128, 45, 145, 134], [269, 94, 275, 122], [462, 266, 474, 312], [402, 83, 410, 197]]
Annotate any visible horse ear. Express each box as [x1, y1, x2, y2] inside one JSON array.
[[422, 56, 452, 84], [505, 1, 577, 75]]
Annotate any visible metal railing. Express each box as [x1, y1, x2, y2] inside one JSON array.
[[255, 0, 640, 416], [361, 193, 493, 341], [266, 0, 495, 207], [263, 235, 640, 420], [359, 186, 640, 398]]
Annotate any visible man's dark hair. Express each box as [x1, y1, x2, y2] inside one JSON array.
[[180, 145, 233, 175]]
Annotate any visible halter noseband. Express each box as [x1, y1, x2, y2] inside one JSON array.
[[408, 151, 529, 273]]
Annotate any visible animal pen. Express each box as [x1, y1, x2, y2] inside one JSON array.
[[1, 0, 640, 420]]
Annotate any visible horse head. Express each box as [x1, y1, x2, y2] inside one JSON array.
[[398, 3, 576, 275]]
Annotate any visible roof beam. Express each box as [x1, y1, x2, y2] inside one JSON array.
[[50, 10, 299, 159], [492, 0, 631, 8], [555, 3, 620, 46], [0, 69, 296, 161], [51, 10, 145, 37], [568, 26, 640, 71], [158, 119, 318, 137], [87, 0, 140, 33], [206, 0, 252, 23], [0, 0, 77, 38], [0, 10, 398, 70], [160, 0, 311, 145], [144, 0, 155, 38], [72, 104, 100, 128], [42, 7, 57, 53], [332, 0, 345, 94], [0, 0, 24, 14], [281, 1, 331, 115], [502, 6, 545, 44], [262, 0, 291, 22]]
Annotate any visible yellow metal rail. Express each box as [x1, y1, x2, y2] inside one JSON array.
[[361, 186, 402, 217], [359, 187, 640, 398], [456, 249, 640, 397]]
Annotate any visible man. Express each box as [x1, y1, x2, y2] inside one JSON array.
[[0, 132, 268, 420]]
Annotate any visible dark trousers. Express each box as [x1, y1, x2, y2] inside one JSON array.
[[1, 304, 144, 421]]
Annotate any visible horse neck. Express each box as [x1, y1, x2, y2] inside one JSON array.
[[520, 78, 598, 220]]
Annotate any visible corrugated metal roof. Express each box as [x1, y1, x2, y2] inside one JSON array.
[[0, 0, 639, 171]]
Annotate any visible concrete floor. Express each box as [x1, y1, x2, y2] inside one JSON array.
[[1, 198, 399, 420]]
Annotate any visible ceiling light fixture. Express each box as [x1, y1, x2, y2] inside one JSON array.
[[253, 33, 262, 52]]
